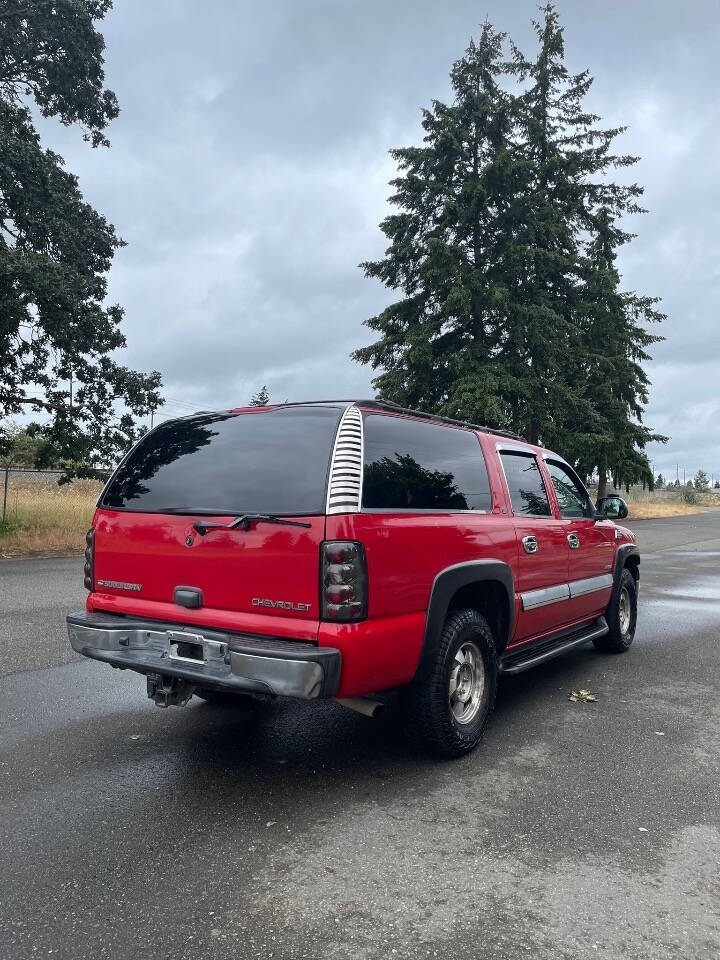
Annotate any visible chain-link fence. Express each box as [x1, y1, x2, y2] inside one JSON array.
[[1, 468, 107, 554]]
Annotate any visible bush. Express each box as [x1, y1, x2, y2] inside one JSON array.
[[683, 487, 698, 505]]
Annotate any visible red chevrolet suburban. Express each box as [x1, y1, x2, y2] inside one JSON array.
[[68, 400, 639, 757]]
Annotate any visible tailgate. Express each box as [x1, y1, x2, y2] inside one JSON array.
[[91, 509, 324, 640]]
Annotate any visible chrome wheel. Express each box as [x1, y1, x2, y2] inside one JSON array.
[[449, 640, 485, 725], [619, 585, 631, 634]]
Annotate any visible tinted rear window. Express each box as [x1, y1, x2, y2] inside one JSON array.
[[101, 406, 343, 515], [362, 414, 491, 511]]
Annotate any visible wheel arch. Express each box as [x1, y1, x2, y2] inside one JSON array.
[[611, 543, 640, 606], [414, 560, 515, 682]]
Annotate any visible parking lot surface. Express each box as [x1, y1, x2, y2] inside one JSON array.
[[1, 514, 719, 959]]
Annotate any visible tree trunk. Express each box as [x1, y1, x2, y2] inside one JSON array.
[[596, 458, 608, 503]]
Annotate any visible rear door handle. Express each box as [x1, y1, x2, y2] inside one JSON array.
[[568, 533, 580, 549], [522, 535, 538, 554]]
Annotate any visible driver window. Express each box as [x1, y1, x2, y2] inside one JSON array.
[[546, 461, 594, 519]]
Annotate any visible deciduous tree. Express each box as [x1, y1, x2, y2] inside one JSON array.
[[0, 0, 162, 471]]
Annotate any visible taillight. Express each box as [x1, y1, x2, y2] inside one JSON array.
[[321, 541, 367, 621], [84, 528, 95, 591]]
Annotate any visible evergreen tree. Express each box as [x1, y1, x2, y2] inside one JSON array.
[[354, 4, 666, 483], [694, 469, 709, 491], [250, 385, 270, 406], [570, 208, 666, 497], [352, 22, 515, 428], [656, 473, 664, 488]]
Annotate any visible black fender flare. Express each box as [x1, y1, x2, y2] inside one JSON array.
[[610, 543, 640, 609], [414, 560, 515, 682]]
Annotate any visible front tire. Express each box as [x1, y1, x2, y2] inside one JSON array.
[[594, 567, 637, 653], [401, 608, 498, 758]]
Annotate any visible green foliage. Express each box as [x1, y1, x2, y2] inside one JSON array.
[[683, 486, 697, 504], [0, 422, 57, 467], [655, 473, 664, 488], [353, 4, 666, 484], [0, 0, 162, 473], [249, 385, 270, 406], [694, 469, 709, 491]]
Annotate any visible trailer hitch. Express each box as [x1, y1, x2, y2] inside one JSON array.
[[147, 674, 195, 708]]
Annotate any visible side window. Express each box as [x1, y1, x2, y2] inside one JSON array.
[[546, 460, 594, 519], [361, 415, 492, 511], [499, 451, 552, 518]]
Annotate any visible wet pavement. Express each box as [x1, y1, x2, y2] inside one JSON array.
[[1, 514, 719, 959]]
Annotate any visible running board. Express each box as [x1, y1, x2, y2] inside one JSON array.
[[499, 617, 609, 675]]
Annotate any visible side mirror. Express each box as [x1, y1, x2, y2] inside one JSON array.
[[596, 495, 628, 521]]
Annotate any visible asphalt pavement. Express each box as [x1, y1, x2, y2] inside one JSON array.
[[1, 515, 719, 959]]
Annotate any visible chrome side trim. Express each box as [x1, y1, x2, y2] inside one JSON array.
[[521, 583, 570, 611], [569, 573, 613, 598], [521, 573, 613, 611], [326, 404, 363, 515]]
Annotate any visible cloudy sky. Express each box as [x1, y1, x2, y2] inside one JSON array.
[[38, 0, 720, 480]]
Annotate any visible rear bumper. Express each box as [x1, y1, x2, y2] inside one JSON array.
[[67, 611, 341, 699]]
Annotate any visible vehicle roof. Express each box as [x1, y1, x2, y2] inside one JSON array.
[[164, 400, 568, 466], [228, 399, 526, 442]]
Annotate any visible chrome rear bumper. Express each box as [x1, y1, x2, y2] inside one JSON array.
[[67, 611, 341, 700]]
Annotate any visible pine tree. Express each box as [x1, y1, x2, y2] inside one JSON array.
[[694, 469, 709, 491], [249, 385, 270, 406], [354, 5, 666, 476], [569, 208, 666, 497], [352, 22, 515, 428]]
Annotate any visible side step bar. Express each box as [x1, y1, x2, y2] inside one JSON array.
[[499, 617, 608, 675]]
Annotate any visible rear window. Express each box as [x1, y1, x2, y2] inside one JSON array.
[[101, 406, 343, 515], [361, 414, 491, 511]]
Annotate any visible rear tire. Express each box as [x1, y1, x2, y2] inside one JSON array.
[[400, 608, 498, 758], [594, 567, 637, 653]]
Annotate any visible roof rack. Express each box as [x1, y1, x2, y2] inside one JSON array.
[[214, 398, 525, 442], [357, 400, 525, 442]]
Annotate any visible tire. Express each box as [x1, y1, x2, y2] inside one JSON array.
[[194, 687, 253, 706], [594, 567, 637, 654], [400, 607, 498, 759]]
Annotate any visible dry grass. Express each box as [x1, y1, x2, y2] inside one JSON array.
[[0, 480, 102, 557], [625, 489, 720, 520], [1, 479, 719, 557], [626, 501, 707, 519]]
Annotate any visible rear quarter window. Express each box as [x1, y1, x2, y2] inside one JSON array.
[[361, 414, 491, 511]]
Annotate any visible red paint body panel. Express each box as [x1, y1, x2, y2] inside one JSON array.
[[324, 510, 518, 695], [90, 509, 324, 633]]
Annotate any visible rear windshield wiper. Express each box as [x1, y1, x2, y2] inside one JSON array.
[[193, 513, 312, 536]]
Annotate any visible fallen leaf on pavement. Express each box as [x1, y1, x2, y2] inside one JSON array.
[[569, 689, 598, 703], [266, 820, 277, 828]]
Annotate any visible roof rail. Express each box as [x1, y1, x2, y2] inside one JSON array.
[[357, 400, 525, 442], [195, 398, 526, 442]]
